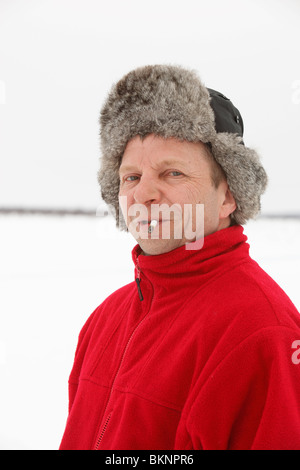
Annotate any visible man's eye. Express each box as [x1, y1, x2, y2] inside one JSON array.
[[168, 171, 183, 177], [125, 175, 139, 182]]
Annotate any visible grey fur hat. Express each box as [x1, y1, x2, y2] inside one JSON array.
[[98, 64, 268, 227]]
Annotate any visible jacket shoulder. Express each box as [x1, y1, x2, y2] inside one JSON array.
[[230, 259, 300, 328]]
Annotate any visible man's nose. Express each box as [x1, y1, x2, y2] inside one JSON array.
[[133, 175, 161, 205]]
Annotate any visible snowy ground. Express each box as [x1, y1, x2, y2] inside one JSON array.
[[0, 214, 299, 450]]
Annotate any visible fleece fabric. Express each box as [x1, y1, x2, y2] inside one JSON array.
[[60, 225, 300, 450]]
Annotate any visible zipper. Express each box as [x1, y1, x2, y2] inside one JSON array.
[[135, 261, 144, 301], [94, 412, 112, 450], [93, 281, 152, 449]]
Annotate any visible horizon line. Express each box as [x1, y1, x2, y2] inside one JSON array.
[[0, 207, 300, 219]]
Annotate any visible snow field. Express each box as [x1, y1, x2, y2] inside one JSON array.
[[0, 215, 299, 449]]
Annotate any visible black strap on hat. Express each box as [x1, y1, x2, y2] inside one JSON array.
[[207, 88, 244, 140]]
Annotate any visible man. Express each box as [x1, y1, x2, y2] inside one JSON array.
[[60, 65, 300, 450]]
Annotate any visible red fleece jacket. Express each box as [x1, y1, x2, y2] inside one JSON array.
[[60, 226, 300, 450]]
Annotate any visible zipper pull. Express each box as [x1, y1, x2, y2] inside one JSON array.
[[135, 265, 144, 301]]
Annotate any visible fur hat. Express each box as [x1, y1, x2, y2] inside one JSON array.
[[98, 64, 268, 227]]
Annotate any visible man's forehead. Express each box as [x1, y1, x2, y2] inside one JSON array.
[[119, 157, 191, 174], [119, 135, 210, 174]]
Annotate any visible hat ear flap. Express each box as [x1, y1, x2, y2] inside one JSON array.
[[210, 133, 268, 225]]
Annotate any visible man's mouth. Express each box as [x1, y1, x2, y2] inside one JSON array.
[[138, 219, 160, 227], [148, 220, 158, 233], [136, 219, 169, 235]]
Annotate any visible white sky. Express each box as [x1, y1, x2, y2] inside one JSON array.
[[0, 0, 300, 214]]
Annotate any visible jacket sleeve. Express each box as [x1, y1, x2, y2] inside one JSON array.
[[67, 306, 100, 413], [185, 326, 300, 450]]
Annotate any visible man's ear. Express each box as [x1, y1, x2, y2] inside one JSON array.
[[219, 186, 237, 220]]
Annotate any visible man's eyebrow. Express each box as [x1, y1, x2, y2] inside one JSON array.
[[119, 164, 137, 175], [119, 159, 188, 174], [157, 159, 188, 168]]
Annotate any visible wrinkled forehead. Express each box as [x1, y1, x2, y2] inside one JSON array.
[[119, 134, 212, 173]]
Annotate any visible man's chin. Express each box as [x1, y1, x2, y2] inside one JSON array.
[[137, 237, 185, 256]]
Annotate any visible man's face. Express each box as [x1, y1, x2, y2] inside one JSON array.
[[118, 134, 236, 255]]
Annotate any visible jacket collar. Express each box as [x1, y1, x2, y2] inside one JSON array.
[[132, 225, 249, 281]]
